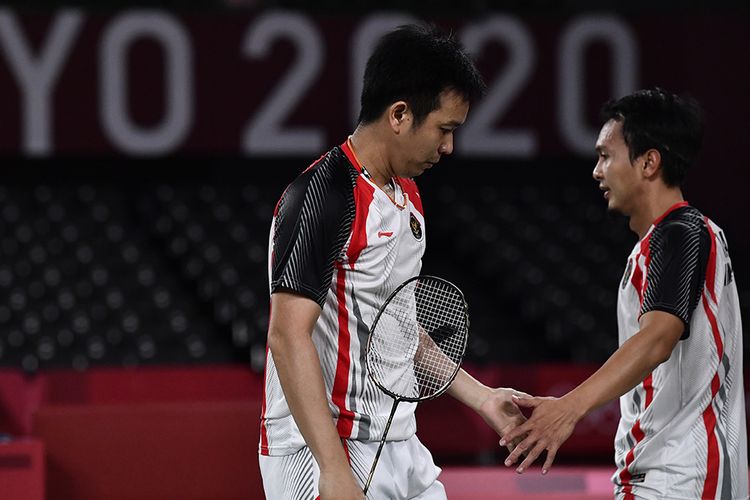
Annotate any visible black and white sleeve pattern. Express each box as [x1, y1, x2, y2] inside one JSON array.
[[270, 150, 357, 307], [641, 216, 710, 338]]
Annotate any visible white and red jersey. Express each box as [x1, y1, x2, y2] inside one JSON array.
[[260, 140, 427, 456], [613, 202, 747, 499]]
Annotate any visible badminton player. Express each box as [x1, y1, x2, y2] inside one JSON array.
[[259, 24, 527, 499], [502, 89, 748, 500]]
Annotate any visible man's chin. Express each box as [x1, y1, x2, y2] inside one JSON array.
[[409, 166, 430, 178], [606, 203, 628, 219]]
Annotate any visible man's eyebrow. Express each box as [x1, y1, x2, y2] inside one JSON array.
[[442, 120, 462, 128]]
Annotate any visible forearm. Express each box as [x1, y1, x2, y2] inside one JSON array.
[[269, 328, 350, 471], [564, 321, 677, 417], [414, 330, 459, 393], [447, 368, 490, 411]]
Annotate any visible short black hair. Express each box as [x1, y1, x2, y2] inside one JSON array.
[[601, 88, 704, 187], [358, 24, 486, 127]]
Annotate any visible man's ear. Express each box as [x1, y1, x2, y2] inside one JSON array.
[[640, 148, 663, 180], [388, 101, 410, 134]]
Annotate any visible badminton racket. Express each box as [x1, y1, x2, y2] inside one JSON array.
[[363, 275, 469, 494]]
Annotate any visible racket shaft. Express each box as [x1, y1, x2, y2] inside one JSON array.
[[363, 398, 400, 494]]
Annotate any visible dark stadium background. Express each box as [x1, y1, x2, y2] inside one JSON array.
[[0, 1, 747, 498]]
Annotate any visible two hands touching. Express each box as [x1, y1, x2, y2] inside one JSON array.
[[476, 387, 529, 452], [497, 393, 583, 475]]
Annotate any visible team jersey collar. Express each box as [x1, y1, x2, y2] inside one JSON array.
[[341, 137, 408, 210], [341, 137, 364, 174], [640, 200, 690, 242], [653, 200, 690, 226]]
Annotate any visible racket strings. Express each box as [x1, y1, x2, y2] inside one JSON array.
[[413, 281, 466, 397], [367, 278, 468, 401]]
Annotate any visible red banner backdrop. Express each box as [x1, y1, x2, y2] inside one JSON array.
[[0, 10, 747, 162]]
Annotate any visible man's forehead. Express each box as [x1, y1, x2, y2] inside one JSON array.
[[431, 92, 469, 122], [596, 119, 623, 148]]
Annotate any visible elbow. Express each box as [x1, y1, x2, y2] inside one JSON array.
[[637, 311, 684, 367], [653, 348, 672, 366], [267, 326, 283, 357], [651, 338, 678, 366]]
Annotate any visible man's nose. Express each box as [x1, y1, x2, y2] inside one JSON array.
[[592, 162, 603, 180], [440, 135, 454, 156]]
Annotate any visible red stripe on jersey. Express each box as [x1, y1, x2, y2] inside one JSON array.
[[332, 262, 356, 437], [341, 439, 351, 463], [631, 233, 652, 305], [630, 261, 643, 304], [273, 195, 283, 218], [643, 374, 654, 408], [619, 420, 646, 495], [704, 218, 718, 304], [331, 177, 374, 438], [301, 152, 328, 174], [619, 375, 654, 492], [701, 396, 720, 499], [259, 344, 270, 455], [396, 177, 424, 216], [347, 178, 375, 266], [700, 287, 724, 499]]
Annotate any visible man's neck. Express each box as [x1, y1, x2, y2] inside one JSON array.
[[629, 188, 685, 239], [348, 126, 393, 188]]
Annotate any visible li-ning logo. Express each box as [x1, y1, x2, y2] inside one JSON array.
[[409, 213, 423, 240], [378, 231, 393, 238], [621, 258, 633, 290]]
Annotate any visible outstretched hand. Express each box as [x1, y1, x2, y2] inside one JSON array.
[[476, 387, 529, 452], [498, 394, 583, 474]]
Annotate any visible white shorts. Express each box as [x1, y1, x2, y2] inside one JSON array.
[[259, 435, 446, 500]]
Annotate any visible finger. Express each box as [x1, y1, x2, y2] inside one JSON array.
[[542, 447, 558, 475], [500, 423, 529, 445], [503, 434, 535, 466], [515, 442, 546, 474], [503, 440, 526, 466]]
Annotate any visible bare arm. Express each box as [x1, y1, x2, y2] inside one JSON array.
[[447, 369, 528, 449], [268, 291, 363, 499], [502, 310, 684, 473]]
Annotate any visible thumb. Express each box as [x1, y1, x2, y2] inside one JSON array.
[[511, 394, 539, 408]]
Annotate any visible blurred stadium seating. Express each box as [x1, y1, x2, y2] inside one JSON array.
[[0, 160, 747, 372]]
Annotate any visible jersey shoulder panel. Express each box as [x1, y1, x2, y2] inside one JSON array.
[[642, 206, 710, 335], [270, 147, 360, 306]]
